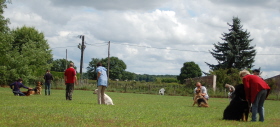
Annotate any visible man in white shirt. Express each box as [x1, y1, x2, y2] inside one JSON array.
[[194, 82, 209, 100]]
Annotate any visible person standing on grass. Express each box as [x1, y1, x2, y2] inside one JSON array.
[[9, 78, 33, 96], [96, 62, 108, 104], [239, 70, 270, 122], [44, 70, 53, 95], [64, 63, 78, 100]]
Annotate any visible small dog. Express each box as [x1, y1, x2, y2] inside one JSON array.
[[193, 88, 209, 107], [223, 84, 250, 121], [34, 81, 42, 95], [94, 89, 114, 105], [22, 89, 35, 96], [197, 97, 209, 107], [159, 88, 165, 95]]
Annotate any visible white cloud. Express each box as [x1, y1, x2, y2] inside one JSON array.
[[4, 0, 280, 78]]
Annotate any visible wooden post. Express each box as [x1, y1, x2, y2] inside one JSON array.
[[107, 41, 110, 84]]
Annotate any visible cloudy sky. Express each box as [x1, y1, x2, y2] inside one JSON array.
[[4, 0, 280, 79]]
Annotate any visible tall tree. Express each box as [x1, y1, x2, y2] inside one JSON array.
[[86, 57, 127, 80], [206, 17, 256, 71], [86, 58, 101, 80], [7, 26, 53, 84], [209, 68, 241, 88], [122, 71, 136, 81], [103, 57, 126, 80], [51, 59, 76, 72], [0, 0, 9, 33], [177, 61, 202, 84], [0, 0, 14, 85]]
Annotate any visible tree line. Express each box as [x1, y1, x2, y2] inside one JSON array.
[[50, 58, 178, 82]]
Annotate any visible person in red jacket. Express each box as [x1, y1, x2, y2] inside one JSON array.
[[64, 63, 78, 100], [239, 70, 270, 122]]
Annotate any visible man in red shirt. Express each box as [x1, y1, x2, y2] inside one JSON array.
[[64, 63, 78, 100], [239, 70, 270, 122]]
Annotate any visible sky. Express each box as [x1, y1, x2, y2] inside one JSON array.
[[3, 0, 280, 79]]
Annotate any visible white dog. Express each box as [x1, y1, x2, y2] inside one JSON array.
[[159, 88, 165, 95], [94, 89, 114, 105]]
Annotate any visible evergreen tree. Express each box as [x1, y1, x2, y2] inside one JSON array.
[[206, 17, 256, 71]]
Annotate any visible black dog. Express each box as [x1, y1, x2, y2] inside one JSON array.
[[197, 98, 209, 107], [223, 84, 250, 121]]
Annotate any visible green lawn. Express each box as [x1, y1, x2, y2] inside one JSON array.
[[0, 87, 279, 127]]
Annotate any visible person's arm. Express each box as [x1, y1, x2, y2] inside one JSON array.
[[21, 83, 32, 89], [75, 75, 78, 85], [201, 87, 207, 96], [193, 88, 196, 100], [97, 71, 101, 79], [64, 75, 67, 85], [9, 82, 14, 89], [51, 74, 53, 80], [231, 86, 235, 92], [229, 87, 233, 92]]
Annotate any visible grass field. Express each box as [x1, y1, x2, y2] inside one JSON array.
[[1, 87, 280, 127]]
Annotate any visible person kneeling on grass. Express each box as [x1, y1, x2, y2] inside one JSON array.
[[9, 78, 33, 96], [194, 82, 209, 100]]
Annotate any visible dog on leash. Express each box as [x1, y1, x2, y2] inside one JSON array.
[[94, 89, 114, 105], [193, 88, 209, 107], [34, 81, 42, 95], [223, 84, 250, 121]]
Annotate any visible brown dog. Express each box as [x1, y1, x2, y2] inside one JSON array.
[[193, 88, 209, 107], [22, 89, 35, 96], [35, 81, 42, 95]]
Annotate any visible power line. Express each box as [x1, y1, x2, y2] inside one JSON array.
[[51, 46, 77, 49], [51, 42, 280, 55], [109, 42, 280, 55], [86, 42, 209, 53], [257, 54, 280, 55], [85, 42, 108, 47]]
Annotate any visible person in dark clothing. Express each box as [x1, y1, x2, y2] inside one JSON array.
[[9, 78, 33, 96], [44, 70, 53, 95]]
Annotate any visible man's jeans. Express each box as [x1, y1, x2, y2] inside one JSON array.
[[13, 91, 25, 96], [45, 82, 51, 95], [251, 89, 267, 122]]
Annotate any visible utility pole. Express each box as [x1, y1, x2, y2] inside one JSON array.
[[65, 49, 67, 71], [107, 41, 110, 83], [78, 35, 86, 84]]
